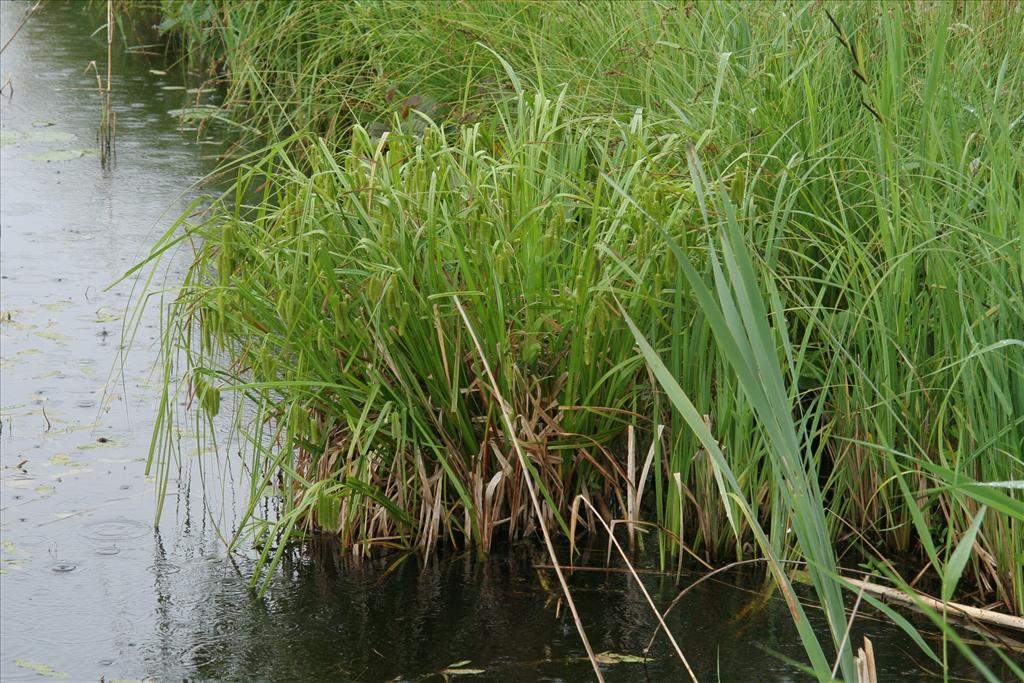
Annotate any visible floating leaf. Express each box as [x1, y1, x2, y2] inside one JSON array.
[[50, 467, 91, 480], [595, 651, 646, 664], [64, 421, 101, 433], [78, 439, 116, 450], [0, 558, 26, 573], [93, 308, 122, 322], [33, 370, 62, 379], [1, 318, 35, 330], [3, 129, 77, 144], [37, 331, 74, 342], [14, 660, 69, 679]]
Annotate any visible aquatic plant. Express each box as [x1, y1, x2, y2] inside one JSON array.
[[86, 0, 117, 167], [624, 148, 1024, 680], [127, 0, 1024, 678], [146, 94, 699, 564]]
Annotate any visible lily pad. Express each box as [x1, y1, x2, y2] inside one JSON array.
[[50, 467, 93, 479], [64, 421, 102, 433], [3, 129, 77, 145], [14, 660, 69, 679], [0, 558, 26, 573], [36, 330, 74, 342], [78, 439, 115, 450], [41, 301, 74, 312], [32, 370, 62, 380], [1, 318, 36, 331], [48, 454, 76, 467], [93, 308, 122, 322]]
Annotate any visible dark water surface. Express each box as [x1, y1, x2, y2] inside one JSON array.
[[0, 3, 1014, 682]]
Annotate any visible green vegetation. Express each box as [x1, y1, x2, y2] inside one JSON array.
[[131, 1, 1023, 679]]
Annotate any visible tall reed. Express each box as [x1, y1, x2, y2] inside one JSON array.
[[88, 0, 116, 167], [127, 1, 1024, 677]]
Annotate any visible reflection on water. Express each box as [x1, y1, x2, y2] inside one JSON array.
[[1, 0, 221, 679], [0, 2, 1014, 682], [124, 537, 1012, 682]]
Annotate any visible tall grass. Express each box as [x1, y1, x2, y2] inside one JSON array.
[[130, 0, 1023, 678], [623, 148, 1023, 680], [148, 95, 697, 564]]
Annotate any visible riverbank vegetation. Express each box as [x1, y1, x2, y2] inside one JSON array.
[[130, 1, 1023, 679]]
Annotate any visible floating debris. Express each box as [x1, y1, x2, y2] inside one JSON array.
[[14, 659, 69, 679], [595, 651, 646, 664], [440, 661, 485, 676]]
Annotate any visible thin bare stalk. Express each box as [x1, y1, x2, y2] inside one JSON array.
[[576, 495, 699, 682], [453, 295, 605, 683], [833, 584, 869, 679], [0, 0, 41, 56], [99, 0, 115, 168], [844, 578, 1024, 633]]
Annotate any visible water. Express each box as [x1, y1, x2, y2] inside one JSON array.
[[0, 3, 1015, 681]]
